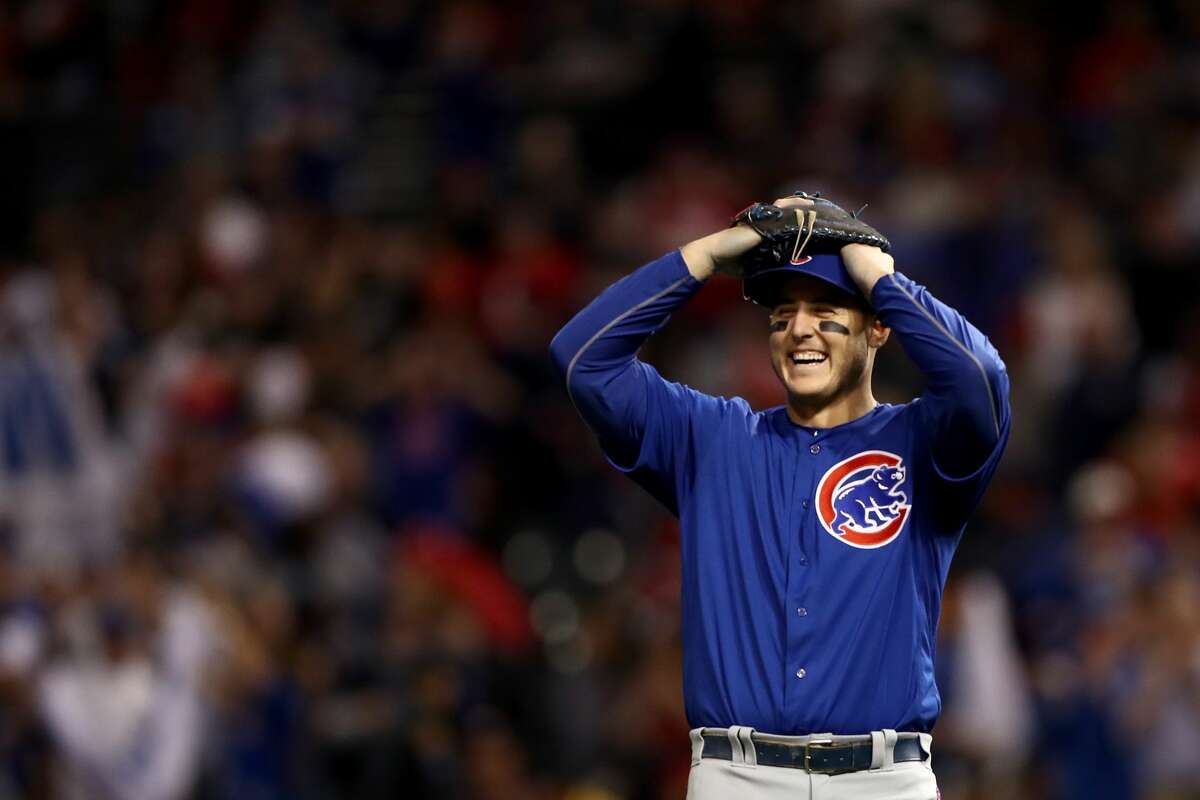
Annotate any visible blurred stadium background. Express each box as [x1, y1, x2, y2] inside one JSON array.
[[0, 0, 1199, 798]]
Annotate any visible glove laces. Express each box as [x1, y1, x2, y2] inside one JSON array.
[[790, 209, 818, 264]]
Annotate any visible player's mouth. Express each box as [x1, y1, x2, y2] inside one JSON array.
[[788, 349, 828, 368]]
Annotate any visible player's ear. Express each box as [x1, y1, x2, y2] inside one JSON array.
[[867, 316, 890, 349]]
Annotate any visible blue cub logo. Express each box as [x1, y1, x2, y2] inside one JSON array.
[[833, 464, 908, 530]]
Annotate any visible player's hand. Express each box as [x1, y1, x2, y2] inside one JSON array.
[[840, 242, 894, 297], [770, 194, 816, 212], [680, 225, 765, 280], [680, 195, 817, 281], [780, 192, 894, 294]]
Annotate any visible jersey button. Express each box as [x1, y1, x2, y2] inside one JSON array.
[[797, 607, 807, 617], [796, 668, 806, 679], [809, 444, 821, 455], [802, 499, 809, 509]]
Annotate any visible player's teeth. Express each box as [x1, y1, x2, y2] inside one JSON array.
[[792, 353, 827, 364]]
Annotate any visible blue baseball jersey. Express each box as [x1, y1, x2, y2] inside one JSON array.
[[549, 249, 1010, 736]]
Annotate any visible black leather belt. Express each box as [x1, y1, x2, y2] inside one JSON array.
[[701, 731, 927, 775]]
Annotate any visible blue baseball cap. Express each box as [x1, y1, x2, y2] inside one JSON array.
[[742, 253, 869, 309]]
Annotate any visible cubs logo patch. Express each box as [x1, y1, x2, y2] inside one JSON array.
[[814, 450, 910, 549]]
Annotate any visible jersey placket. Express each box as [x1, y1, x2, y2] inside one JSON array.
[[781, 426, 824, 727]]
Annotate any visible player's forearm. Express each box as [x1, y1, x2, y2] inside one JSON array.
[[871, 272, 1011, 450], [549, 249, 703, 407], [681, 225, 764, 281], [679, 236, 719, 281]]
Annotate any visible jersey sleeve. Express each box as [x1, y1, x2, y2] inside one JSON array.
[[548, 250, 721, 516], [870, 271, 1012, 526]]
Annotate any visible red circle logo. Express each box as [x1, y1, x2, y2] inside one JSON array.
[[814, 450, 911, 549]]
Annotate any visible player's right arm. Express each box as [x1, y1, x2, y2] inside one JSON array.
[[548, 227, 758, 504], [548, 249, 701, 470]]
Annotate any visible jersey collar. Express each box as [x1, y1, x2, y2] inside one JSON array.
[[768, 402, 890, 439]]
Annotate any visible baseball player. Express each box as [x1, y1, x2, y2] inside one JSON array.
[[549, 193, 1010, 799]]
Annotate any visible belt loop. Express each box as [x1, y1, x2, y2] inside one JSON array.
[[736, 726, 758, 768], [689, 728, 705, 767], [875, 729, 899, 770], [726, 727, 745, 765], [869, 730, 886, 770], [919, 733, 933, 770]]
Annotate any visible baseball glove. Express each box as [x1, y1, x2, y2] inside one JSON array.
[[731, 191, 890, 269]]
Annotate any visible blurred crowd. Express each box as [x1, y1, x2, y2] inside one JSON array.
[[0, 0, 1198, 798]]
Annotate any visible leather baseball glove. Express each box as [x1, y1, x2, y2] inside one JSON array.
[[731, 191, 890, 269]]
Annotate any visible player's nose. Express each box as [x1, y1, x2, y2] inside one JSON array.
[[784, 309, 820, 338]]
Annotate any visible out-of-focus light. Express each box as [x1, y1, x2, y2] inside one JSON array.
[[573, 528, 625, 585], [530, 589, 579, 644], [203, 197, 267, 274], [502, 530, 553, 587], [1066, 460, 1135, 523], [248, 348, 310, 424], [239, 432, 332, 521], [546, 633, 592, 675]]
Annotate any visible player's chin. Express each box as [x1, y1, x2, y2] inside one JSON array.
[[782, 369, 834, 399], [781, 360, 831, 386]]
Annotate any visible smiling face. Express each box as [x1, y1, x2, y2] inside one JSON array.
[[766, 274, 889, 412]]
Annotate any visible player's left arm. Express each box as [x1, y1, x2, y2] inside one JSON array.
[[842, 244, 1011, 482]]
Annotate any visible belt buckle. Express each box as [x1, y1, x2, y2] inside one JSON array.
[[803, 739, 853, 775]]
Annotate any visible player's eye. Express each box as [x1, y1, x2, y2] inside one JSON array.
[[768, 319, 788, 332]]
